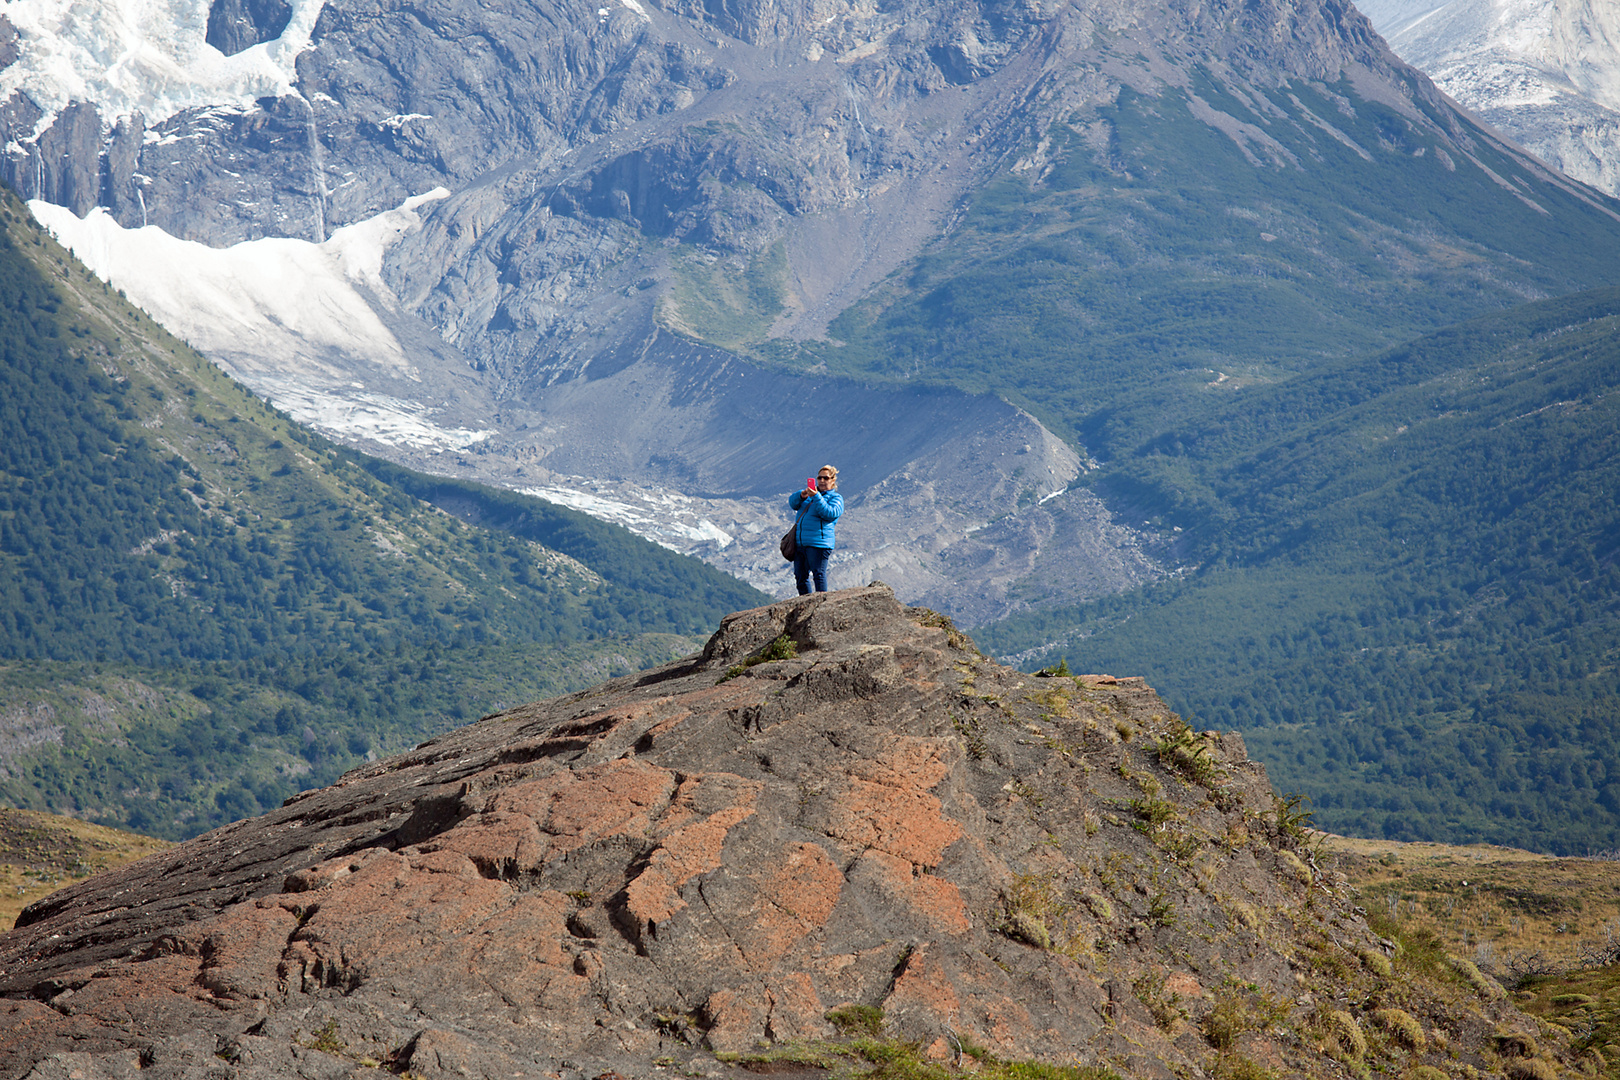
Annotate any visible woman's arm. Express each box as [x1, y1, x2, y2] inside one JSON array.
[[808, 491, 843, 521]]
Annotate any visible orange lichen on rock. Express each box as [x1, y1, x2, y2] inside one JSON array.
[[883, 943, 963, 1026], [853, 850, 971, 934], [492, 758, 679, 853], [833, 737, 963, 866], [758, 842, 844, 926], [824, 775, 962, 868], [701, 987, 760, 1054], [423, 809, 549, 874], [764, 972, 827, 1041], [738, 842, 846, 963], [625, 773, 763, 926], [273, 847, 591, 1013], [854, 736, 955, 790], [195, 898, 304, 1000]]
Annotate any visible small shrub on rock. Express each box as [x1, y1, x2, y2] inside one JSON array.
[[1210, 1053, 1280, 1080], [1203, 983, 1292, 1050], [1373, 1008, 1425, 1050], [1494, 1029, 1540, 1059], [1451, 955, 1505, 1000], [1550, 992, 1595, 1006], [1007, 910, 1052, 950], [1356, 947, 1392, 979], [1133, 969, 1185, 1031], [1278, 849, 1313, 886], [1080, 891, 1113, 922], [826, 1004, 885, 1038], [907, 607, 976, 652], [1155, 725, 1218, 785], [1001, 873, 1069, 952], [1322, 1009, 1366, 1066], [717, 633, 798, 682], [1402, 1067, 1447, 1080]]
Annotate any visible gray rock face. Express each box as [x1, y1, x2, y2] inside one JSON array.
[[20, 103, 101, 216], [1361, 0, 1620, 196], [0, 17, 19, 72], [0, 587, 1539, 1080], [207, 0, 295, 56]]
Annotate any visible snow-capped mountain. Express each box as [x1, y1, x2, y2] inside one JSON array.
[[3, 0, 1617, 624], [1358, 0, 1620, 195]]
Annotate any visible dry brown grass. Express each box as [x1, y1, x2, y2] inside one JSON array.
[[1324, 832, 1620, 974], [1, 807, 171, 930]]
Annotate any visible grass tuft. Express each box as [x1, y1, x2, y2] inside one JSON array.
[[718, 633, 799, 682]]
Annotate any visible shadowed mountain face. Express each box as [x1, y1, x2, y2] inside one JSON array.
[[0, 587, 1560, 1079], [8, 0, 1620, 628]]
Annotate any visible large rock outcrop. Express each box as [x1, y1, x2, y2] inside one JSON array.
[[0, 586, 1551, 1078]]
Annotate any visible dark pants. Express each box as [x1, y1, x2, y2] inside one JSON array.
[[794, 546, 831, 594]]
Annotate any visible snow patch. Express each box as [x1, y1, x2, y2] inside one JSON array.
[[380, 114, 433, 130], [523, 486, 734, 551], [30, 190, 450, 373], [0, 0, 329, 137], [247, 377, 491, 451]]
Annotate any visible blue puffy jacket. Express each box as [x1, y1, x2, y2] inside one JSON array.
[[788, 488, 843, 550]]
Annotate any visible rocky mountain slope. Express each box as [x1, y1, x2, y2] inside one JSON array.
[[7, 0, 1620, 626], [1359, 0, 1620, 196], [0, 587, 1567, 1079]]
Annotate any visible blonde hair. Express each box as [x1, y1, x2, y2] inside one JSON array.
[[818, 464, 839, 489]]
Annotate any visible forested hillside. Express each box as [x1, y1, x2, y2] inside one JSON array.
[[0, 187, 767, 839], [976, 287, 1620, 853]]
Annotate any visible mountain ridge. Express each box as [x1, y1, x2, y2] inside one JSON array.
[[1359, 0, 1620, 197]]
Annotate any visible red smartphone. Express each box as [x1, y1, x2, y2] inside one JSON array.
[[806, 477, 817, 490]]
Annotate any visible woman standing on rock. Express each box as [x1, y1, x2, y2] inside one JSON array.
[[788, 465, 843, 594]]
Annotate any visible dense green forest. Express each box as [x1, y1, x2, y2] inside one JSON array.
[[765, 72, 1620, 854], [0, 188, 767, 839], [975, 288, 1620, 853]]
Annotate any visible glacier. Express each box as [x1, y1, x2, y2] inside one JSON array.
[[0, 0, 327, 136], [29, 190, 498, 453]]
